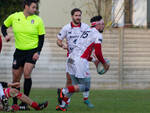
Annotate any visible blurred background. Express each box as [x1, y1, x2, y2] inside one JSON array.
[[0, 0, 150, 89]]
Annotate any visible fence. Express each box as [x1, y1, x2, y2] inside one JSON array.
[[0, 28, 150, 89]]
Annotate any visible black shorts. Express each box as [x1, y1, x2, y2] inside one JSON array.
[[12, 48, 38, 69]]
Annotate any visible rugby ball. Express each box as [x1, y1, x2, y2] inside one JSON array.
[[97, 58, 110, 75]]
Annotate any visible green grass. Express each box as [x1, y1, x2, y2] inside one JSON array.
[[9, 89, 150, 113]]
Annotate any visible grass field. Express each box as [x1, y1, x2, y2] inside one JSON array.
[[8, 89, 150, 113]]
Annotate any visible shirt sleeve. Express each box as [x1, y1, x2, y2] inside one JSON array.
[[57, 26, 67, 40], [94, 33, 105, 64], [94, 44, 105, 64], [38, 18, 46, 35], [95, 33, 103, 44], [4, 13, 15, 27]]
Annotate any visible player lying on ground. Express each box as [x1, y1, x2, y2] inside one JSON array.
[[0, 82, 48, 112], [56, 15, 110, 111]]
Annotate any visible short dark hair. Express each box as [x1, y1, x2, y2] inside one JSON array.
[[90, 15, 103, 23], [71, 8, 82, 16], [23, 0, 38, 8]]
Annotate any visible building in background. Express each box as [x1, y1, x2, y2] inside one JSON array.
[[112, 0, 148, 27], [39, 0, 112, 27], [39, 0, 150, 28]]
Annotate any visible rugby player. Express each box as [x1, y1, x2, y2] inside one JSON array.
[[57, 8, 94, 108], [56, 15, 110, 111], [0, 82, 48, 112]]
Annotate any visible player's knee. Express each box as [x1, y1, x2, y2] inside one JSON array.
[[78, 84, 89, 92], [13, 72, 22, 82], [16, 92, 23, 99], [11, 89, 22, 99], [85, 86, 89, 91], [67, 77, 72, 82], [66, 73, 71, 80], [24, 70, 32, 78], [10, 88, 19, 97], [24, 73, 31, 79], [11, 88, 18, 93], [85, 78, 91, 89], [13, 79, 20, 83]]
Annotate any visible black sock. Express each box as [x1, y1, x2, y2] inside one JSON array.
[[24, 78, 32, 96], [13, 87, 20, 105], [21, 78, 32, 106]]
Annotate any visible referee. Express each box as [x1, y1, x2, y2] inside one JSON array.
[[1, 0, 45, 110]]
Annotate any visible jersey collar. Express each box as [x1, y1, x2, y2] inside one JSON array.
[[71, 22, 81, 28]]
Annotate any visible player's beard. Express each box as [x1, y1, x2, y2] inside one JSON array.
[[99, 30, 104, 33], [98, 29, 104, 33], [73, 18, 81, 25], [99, 27, 104, 33]]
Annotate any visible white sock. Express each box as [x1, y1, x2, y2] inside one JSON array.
[[62, 88, 69, 95], [60, 100, 66, 107], [61, 89, 72, 106], [60, 98, 71, 107], [67, 98, 71, 104], [83, 91, 89, 100], [0, 84, 4, 99]]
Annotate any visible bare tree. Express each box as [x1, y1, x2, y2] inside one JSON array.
[[93, 0, 101, 15], [71, 0, 112, 26]]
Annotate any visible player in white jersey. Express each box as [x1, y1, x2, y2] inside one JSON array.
[[56, 15, 110, 111], [56, 8, 94, 109]]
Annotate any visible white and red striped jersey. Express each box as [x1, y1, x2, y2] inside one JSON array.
[[57, 22, 89, 56], [69, 27, 105, 64]]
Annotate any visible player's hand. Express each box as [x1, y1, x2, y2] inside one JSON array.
[[62, 44, 68, 50], [5, 35, 11, 42], [103, 62, 110, 71], [8, 82, 20, 88], [94, 60, 99, 67], [32, 52, 39, 61], [92, 52, 99, 67]]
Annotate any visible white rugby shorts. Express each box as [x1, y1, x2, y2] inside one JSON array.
[[66, 57, 90, 78]]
